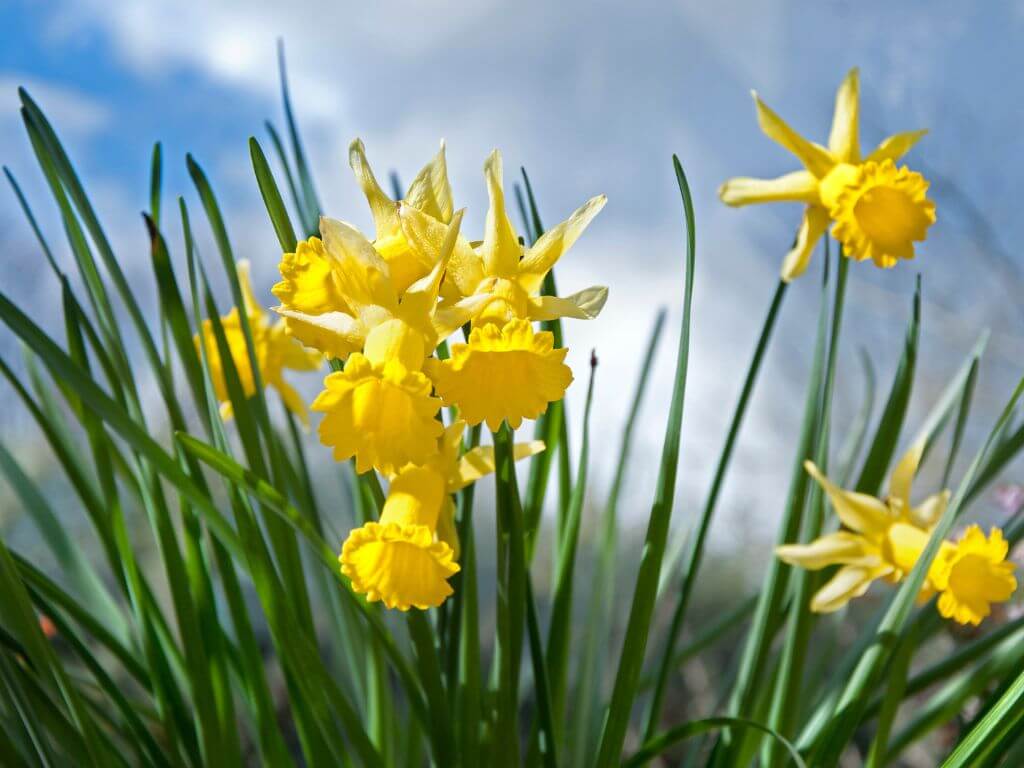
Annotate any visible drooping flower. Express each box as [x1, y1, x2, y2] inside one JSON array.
[[719, 68, 936, 280], [776, 442, 951, 613], [340, 421, 543, 609], [195, 260, 321, 423], [931, 525, 1017, 626], [427, 319, 572, 432]]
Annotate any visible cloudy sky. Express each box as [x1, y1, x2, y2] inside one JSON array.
[[2, 1, 1022, 547]]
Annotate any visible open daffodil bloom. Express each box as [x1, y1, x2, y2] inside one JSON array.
[[195, 260, 320, 423], [719, 68, 936, 280], [776, 443, 950, 613], [340, 421, 543, 609], [410, 150, 605, 431], [932, 525, 1017, 626], [778, 442, 1017, 624]]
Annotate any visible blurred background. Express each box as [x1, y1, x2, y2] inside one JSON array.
[[1, 3, 1023, 760]]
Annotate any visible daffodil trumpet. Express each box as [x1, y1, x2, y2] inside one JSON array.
[[340, 422, 543, 609], [720, 68, 936, 281]]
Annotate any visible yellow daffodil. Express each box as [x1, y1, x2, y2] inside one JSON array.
[[427, 319, 572, 432], [776, 442, 950, 613], [349, 138, 453, 293], [412, 150, 604, 432], [273, 210, 486, 361], [340, 421, 544, 609], [719, 68, 936, 280], [931, 525, 1017, 626], [195, 260, 320, 423]]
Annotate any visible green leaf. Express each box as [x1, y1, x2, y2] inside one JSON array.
[[646, 278, 788, 738], [594, 155, 696, 767], [250, 136, 299, 252]]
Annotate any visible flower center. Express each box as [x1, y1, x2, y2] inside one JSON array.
[[853, 185, 923, 248], [948, 553, 1000, 604], [883, 522, 929, 574]]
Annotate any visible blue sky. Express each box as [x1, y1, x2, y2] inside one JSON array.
[[2, 1, 1023, 541]]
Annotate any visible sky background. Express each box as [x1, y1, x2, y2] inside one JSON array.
[[2, 1, 1023, 553]]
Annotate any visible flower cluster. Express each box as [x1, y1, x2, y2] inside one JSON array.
[[720, 69, 936, 281], [269, 140, 606, 608], [777, 443, 1017, 626]]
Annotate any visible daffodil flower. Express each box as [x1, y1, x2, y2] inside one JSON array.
[[931, 525, 1017, 626], [412, 150, 606, 431], [776, 442, 950, 613], [340, 421, 543, 609], [719, 68, 936, 281], [195, 260, 320, 424], [273, 210, 487, 361]]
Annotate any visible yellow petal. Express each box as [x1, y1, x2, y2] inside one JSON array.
[[718, 171, 820, 207], [780, 205, 830, 282], [397, 208, 464, 332], [933, 526, 1017, 626], [804, 460, 892, 536], [827, 68, 860, 163], [810, 565, 882, 613], [517, 194, 606, 291], [909, 491, 949, 530], [889, 439, 925, 512], [433, 293, 497, 340], [399, 201, 483, 299], [273, 308, 366, 361], [428, 319, 572, 432], [319, 217, 398, 311], [866, 130, 928, 164], [404, 140, 454, 224], [480, 150, 523, 279], [527, 287, 608, 321], [752, 91, 835, 178], [451, 440, 546, 491], [776, 531, 877, 570], [349, 138, 401, 240]]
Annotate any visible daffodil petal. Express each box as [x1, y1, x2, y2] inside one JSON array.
[[480, 150, 523, 278], [889, 439, 925, 512], [273, 307, 366, 361], [776, 532, 877, 570], [349, 138, 401, 239], [827, 68, 860, 163], [752, 91, 835, 177], [452, 440, 546, 491], [319, 216, 398, 311], [810, 565, 882, 613], [399, 201, 483, 298], [866, 130, 928, 163], [718, 171, 820, 207], [780, 206, 830, 282], [404, 140, 453, 224], [804, 460, 892, 536], [909, 491, 950, 530], [517, 194, 606, 289], [528, 286, 608, 322]]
